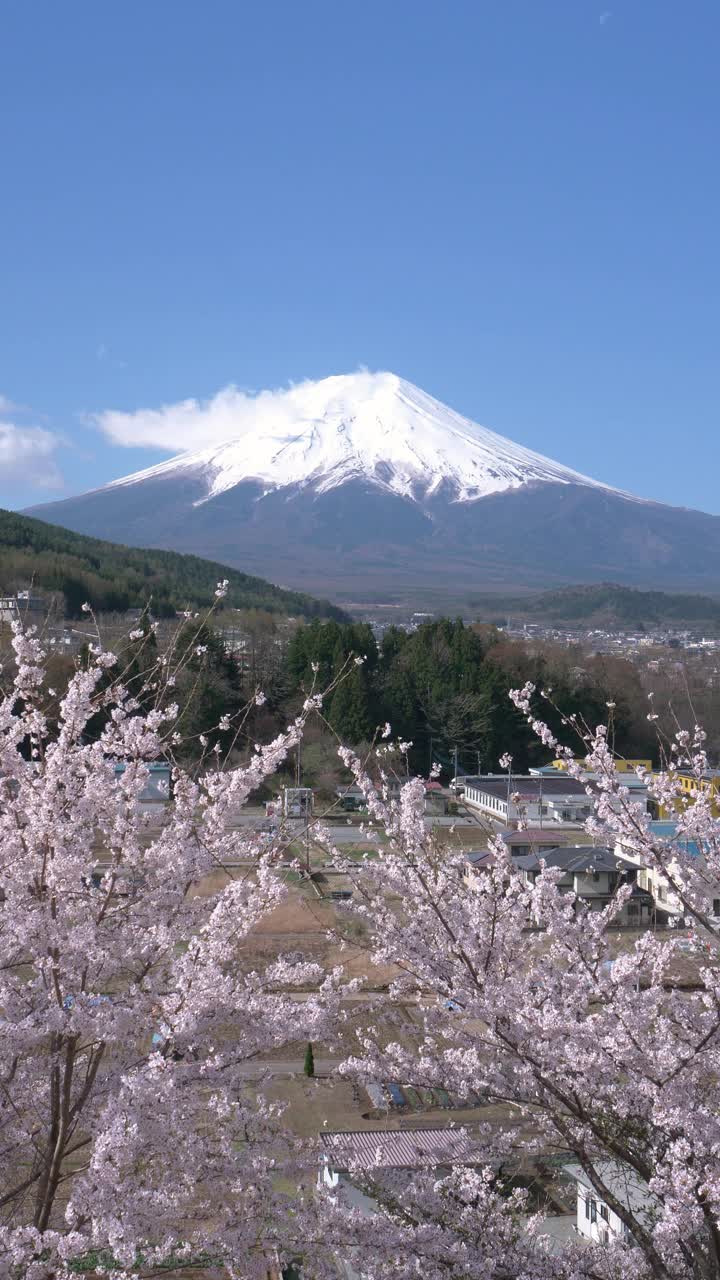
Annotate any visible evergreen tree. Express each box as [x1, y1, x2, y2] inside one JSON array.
[[303, 1042, 315, 1077], [329, 665, 374, 743], [174, 621, 244, 759], [0, 506, 346, 620]]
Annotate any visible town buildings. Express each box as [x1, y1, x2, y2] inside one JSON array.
[[464, 843, 655, 925], [563, 1162, 656, 1247], [514, 846, 655, 925], [0, 590, 46, 626], [653, 768, 720, 819], [614, 820, 720, 927], [462, 775, 594, 826]]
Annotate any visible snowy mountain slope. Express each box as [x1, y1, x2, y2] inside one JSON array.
[[26, 372, 720, 601], [101, 372, 625, 505]]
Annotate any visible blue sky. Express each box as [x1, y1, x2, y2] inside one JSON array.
[[1, 0, 718, 513]]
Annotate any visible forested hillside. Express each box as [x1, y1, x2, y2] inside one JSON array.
[[0, 508, 346, 620], [285, 617, 660, 775], [8, 606, 712, 779], [470, 582, 720, 629]]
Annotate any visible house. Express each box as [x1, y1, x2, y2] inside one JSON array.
[[463, 830, 576, 888], [463, 848, 498, 886], [462, 775, 594, 826], [615, 821, 720, 927], [319, 1128, 479, 1177], [318, 1130, 484, 1280], [0, 591, 46, 626], [563, 1161, 657, 1247], [514, 846, 655, 924], [498, 827, 574, 858]]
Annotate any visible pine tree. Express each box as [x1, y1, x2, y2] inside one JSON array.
[[329, 666, 373, 743], [303, 1041, 315, 1077]]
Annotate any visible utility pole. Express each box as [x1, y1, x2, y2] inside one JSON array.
[[428, 736, 434, 775], [476, 752, 482, 777], [453, 744, 459, 783]]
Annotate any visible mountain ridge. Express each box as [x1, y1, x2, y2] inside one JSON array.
[[0, 507, 347, 620], [467, 582, 720, 630], [25, 373, 720, 602], [94, 372, 628, 505]]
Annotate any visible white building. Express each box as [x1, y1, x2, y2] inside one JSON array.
[[530, 764, 650, 812], [564, 1161, 657, 1247], [462, 775, 594, 826], [615, 821, 720, 927], [0, 591, 46, 625], [282, 786, 313, 818]]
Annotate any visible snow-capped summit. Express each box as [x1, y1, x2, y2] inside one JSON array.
[[103, 372, 617, 505], [26, 372, 720, 602]]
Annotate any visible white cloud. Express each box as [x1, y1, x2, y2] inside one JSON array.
[[92, 373, 382, 455], [0, 421, 63, 489]]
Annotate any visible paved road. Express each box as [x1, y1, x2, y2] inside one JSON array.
[[234, 1057, 340, 1079], [228, 815, 488, 843]]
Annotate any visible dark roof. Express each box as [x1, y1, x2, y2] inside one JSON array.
[[514, 845, 639, 875], [464, 849, 495, 867], [464, 775, 587, 799]]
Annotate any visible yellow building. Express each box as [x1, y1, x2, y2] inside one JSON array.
[[551, 757, 652, 774], [653, 769, 720, 819]]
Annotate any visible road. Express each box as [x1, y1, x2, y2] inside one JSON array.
[[234, 1057, 340, 1079], [228, 814, 489, 843]]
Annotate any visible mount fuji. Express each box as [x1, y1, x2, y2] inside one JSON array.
[[26, 373, 720, 603]]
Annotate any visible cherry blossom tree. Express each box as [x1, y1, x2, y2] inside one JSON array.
[[5, 602, 720, 1280], [328, 691, 720, 1280], [0, 616, 339, 1280]]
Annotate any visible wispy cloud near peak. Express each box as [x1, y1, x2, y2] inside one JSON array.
[[0, 396, 63, 490]]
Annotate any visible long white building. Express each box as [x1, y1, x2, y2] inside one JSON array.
[[462, 774, 593, 826]]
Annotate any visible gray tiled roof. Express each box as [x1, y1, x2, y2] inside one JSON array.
[[514, 845, 640, 874], [320, 1128, 478, 1170], [464, 776, 587, 799]]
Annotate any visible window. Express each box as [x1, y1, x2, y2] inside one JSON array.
[[600, 1204, 609, 1222], [583, 1196, 598, 1223], [627, 903, 639, 917], [713, 899, 720, 916]]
